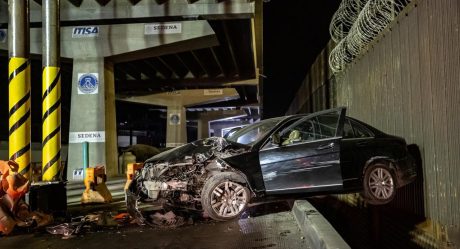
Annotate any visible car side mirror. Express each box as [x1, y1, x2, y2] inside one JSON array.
[[271, 133, 281, 146]]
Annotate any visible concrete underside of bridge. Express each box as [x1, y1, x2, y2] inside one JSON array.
[[0, 0, 261, 180]]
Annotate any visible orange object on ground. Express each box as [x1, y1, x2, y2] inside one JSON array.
[[0, 160, 31, 235], [113, 212, 130, 220]]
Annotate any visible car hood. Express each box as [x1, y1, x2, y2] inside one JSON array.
[[145, 137, 249, 165]]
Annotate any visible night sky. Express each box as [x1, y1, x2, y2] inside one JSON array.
[[262, 0, 341, 118]]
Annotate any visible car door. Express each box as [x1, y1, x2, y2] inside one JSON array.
[[340, 118, 376, 188], [259, 108, 346, 194]]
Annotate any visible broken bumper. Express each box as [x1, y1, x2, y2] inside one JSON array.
[[125, 190, 146, 224]]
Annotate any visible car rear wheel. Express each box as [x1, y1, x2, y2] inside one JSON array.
[[201, 172, 250, 221], [363, 163, 396, 205]]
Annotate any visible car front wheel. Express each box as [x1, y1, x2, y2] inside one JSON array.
[[201, 172, 250, 221], [363, 163, 396, 205]]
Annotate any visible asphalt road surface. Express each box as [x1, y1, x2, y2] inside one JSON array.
[[0, 201, 310, 249]]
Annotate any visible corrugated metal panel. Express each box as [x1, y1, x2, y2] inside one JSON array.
[[334, 0, 460, 227], [286, 0, 460, 245]]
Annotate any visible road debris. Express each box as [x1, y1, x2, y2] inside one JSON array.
[[150, 211, 185, 227], [0, 160, 32, 235], [46, 213, 105, 239]]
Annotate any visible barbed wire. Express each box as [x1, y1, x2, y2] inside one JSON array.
[[330, 0, 369, 43], [329, 0, 411, 73]]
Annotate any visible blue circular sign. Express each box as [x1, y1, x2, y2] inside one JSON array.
[[170, 114, 180, 125], [78, 73, 98, 94]]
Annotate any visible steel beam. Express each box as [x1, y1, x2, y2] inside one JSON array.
[[115, 77, 257, 92], [0, 0, 254, 24]]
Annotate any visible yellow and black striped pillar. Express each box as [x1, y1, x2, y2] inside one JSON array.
[[42, 67, 61, 181], [41, 0, 61, 181], [8, 57, 31, 178]]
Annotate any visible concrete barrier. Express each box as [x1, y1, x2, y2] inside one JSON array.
[[292, 200, 350, 249]]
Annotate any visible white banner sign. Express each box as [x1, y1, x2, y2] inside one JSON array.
[[69, 131, 106, 143], [72, 26, 99, 38], [0, 29, 6, 43], [145, 23, 182, 35], [77, 73, 99, 95]]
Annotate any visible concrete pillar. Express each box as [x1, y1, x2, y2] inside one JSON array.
[[166, 106, 187, 147], [104, 61, 118, 177], [197, 119, 210, 139], [119, 88, 240, 147], [67, 57, 108, 180]]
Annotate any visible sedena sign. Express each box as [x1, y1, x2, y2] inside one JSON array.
[[69, 131, 106, 143], [144, 23, 182, 35]]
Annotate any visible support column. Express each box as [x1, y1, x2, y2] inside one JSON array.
[[166, 106, 187, 147], [120, 88, 240, 147], [8, 0, 31, 178], [67, 57, 106, 181], [197, 119, 210, 139], [42, 0, 61, 181], [104, 61, 118, 177]]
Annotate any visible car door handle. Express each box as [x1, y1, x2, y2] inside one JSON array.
[[356, 141, 369, 147], [317, 143, 335, 150]]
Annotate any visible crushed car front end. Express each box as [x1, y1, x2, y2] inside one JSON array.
[[125, 137, 250, 222]]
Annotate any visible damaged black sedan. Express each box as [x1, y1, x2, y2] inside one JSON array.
[[127, 107, 417, 221]]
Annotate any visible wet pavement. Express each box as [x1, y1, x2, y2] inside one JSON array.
[[0, 200, 309, 249]]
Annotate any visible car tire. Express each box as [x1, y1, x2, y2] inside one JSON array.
[[362, 163, 396, 205], [201, 172, 250, 221]]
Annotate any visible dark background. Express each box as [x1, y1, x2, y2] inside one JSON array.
[[262, 0, 340, 118]]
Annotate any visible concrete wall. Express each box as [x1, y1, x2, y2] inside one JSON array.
[[67, 58, 107, 180], [287, 0, 460, 244]]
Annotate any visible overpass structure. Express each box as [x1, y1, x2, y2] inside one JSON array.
[[0, 0, 263, 180]]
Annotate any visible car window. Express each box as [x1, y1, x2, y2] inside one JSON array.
[[316, 113, 340, 138], [343, 119, 354, 138], [227, 117, 284, 146], [281, 111, 340, 145], [350, 120, 373, 138]]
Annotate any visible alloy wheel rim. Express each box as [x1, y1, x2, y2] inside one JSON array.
[[210, 181, 248, 218], [368, 167, 394, 199]]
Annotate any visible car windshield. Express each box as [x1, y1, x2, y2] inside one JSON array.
[[226, 117, 284, 146]]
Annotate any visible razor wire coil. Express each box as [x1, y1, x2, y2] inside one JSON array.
[[329, 0, 411, 73]]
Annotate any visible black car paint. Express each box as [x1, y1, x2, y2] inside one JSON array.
[[219, 151, 265, 192], [131, 107, 416, 205], [259, 136, 343, 194], [217, 107, 414, 198]]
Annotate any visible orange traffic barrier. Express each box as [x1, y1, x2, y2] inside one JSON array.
[[81, 165, 112, 204], [124, 163, 143, 190]]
